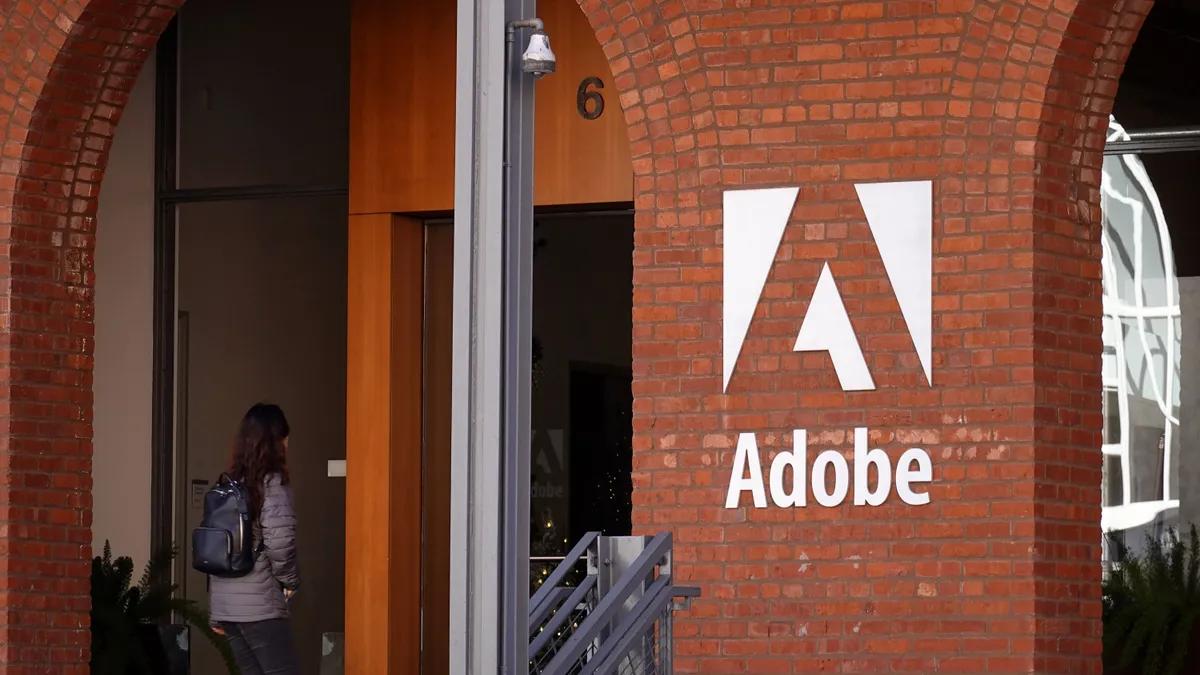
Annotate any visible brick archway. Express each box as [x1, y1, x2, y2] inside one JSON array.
[[0, 0, 645, 669], [0, 0, 1165, 671], [580, 0, 1157, 674], [1, 1, 178, 669]]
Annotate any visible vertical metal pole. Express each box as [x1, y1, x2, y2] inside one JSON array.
[[151, 20, 179, 576], [451, 0, 506, 674], [501, 1, 536, 675]]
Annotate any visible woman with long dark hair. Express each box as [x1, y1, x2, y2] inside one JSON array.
[[209, 403, 301, 675]]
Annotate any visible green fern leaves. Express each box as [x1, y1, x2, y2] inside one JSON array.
[[1103, 524, 1200, 675], [90, 540, 240, 675]]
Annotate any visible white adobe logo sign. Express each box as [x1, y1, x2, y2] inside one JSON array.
[[721, 180, 936, 510], [722, 180, 933, 392]]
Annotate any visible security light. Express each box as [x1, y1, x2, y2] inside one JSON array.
[[521, 30, 556, 78]]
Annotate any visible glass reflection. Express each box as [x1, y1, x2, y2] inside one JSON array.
[[1101, 116, 1182, 564]]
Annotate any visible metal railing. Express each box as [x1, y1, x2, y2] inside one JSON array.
[[315, 533, 697, 675], [528, 532, 699, 675]]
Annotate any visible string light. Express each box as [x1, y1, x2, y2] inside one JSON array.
[[530, 505, 562, 592]]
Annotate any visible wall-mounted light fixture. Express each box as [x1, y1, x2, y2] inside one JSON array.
[[520, 29, 556, 78], [508, 19, 556, 79]]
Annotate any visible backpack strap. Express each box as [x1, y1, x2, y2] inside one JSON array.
[[220, 473, 254, 513], [223, 473, 269, 557], [218, 472, 266, 557]]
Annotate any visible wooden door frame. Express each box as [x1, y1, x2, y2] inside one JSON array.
[[346, 214, 425, 675]]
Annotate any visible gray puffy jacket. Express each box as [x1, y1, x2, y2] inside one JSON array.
[[209, 474, 299, 623]]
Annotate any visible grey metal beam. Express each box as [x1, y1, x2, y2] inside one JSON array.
[[1105, 126, 1200, 156], [150, 19, 179, 575], [160, 183, 348, 203], [502, 0, 537, 674], [451, 0, 506, 674]]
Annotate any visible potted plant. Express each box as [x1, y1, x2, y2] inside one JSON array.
[[1103, 524, 1200, 675], [90, 540, 238, 675]]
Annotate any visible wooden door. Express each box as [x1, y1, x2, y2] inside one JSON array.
[[346, 214, 423, 675], [344, 217, 454, 675]]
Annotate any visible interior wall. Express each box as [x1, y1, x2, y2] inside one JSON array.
[[92, 51, 156, 566], [177, 0, 349, 189], [177, 197, 348, 675], [173, 2, 351, 674]]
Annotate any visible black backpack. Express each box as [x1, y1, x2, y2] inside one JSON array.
[[191, 474, 260, 577]]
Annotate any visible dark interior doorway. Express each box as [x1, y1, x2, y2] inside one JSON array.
[[567, 363, 634, 545], [528, 212, 634, 578]]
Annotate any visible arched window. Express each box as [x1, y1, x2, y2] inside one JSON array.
[[1099, 1, 1200, 569], [1101, 116, 1183, 563]]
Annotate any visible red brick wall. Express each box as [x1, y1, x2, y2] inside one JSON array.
[[575, 0, 1151, 673], [0, 1, 179, 670], [0, 0, 1152, 671]]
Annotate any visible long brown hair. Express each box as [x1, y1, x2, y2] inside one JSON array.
[[229, 403, 291, 517]]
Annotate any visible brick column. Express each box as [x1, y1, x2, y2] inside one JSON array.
[[575, 0, 1152, 673], [0, 1, 176, 670], [0, 0, 1158, 672]]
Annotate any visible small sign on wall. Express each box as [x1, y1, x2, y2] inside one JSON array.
[[190, 479, 209, 510]]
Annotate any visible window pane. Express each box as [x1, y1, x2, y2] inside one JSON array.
[[1101, 117, 1183, 562]]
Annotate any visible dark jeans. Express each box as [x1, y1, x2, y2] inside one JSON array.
[[218, 619, 300, 675]]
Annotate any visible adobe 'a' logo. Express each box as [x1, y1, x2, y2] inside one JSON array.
[[722, 180, 933, 393]]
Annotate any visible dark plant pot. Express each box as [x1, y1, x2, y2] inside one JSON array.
[[320, 632, 345, 675], [130, 623, 191, 675], [137, 623, 171, 675], [160, 624, 190, 675]]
